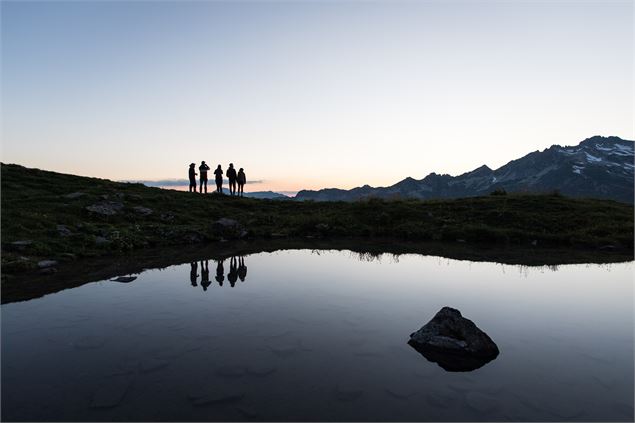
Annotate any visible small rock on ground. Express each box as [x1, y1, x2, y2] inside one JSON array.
[[37, 260, 58, 269], [57, 225, 73, 237], [132, 206, 153, 216], [64, 192, 86, 199]]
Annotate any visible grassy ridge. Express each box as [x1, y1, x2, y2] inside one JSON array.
[[1, 163, 633, 274]]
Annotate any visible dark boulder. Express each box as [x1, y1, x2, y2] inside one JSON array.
[[408, 307, 499, 372], [213, 218, 247, 239]]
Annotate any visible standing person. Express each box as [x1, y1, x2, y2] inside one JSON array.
[[237, 168, 246, 197], [188, 163, 197, 193], [199, 161, 210, 194], [227, 163, 237, 196], [214, 165, 224, 194]]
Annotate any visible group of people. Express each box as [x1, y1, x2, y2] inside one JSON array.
[[189, 161, 246, 196], [190, 257, 247, 291]]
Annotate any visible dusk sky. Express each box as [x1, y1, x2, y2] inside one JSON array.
[[2, 1, 633, 193]]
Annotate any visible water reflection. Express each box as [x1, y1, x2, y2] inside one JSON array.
[[2, 250, 632, 422], [186, 256, 249, 291]]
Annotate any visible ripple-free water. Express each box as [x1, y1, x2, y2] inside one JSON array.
[[2, 250, 633, 421]]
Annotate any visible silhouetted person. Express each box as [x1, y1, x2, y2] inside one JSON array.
[[214, 165, 224, 194], [188, 163, 198, 193], [200, 260, 211, 291], [215, 259, 225, 286], [199, 161, 210, 193], [228, 256, 238, 287], [238, 256, 247, 282], [190, 261, 198, 286], [237, 168, 246, 197], [227, 163, 237, 196]]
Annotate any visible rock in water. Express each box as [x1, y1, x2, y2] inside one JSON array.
[[408, 307, 499, 372], [111, 276, 137, 283]]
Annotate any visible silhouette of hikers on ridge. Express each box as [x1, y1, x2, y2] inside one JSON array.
[[214, 165, 223, 193], [237, 168, 246, 197], [187, 162, 247, 196], [227, 163, 237, 196], [199, 161, 210, 193], [189, 164, 197, 193]]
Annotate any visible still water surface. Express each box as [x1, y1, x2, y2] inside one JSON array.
[[2, 250, 633, 421]]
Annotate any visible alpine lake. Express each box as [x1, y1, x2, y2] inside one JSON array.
[[2, 243, 633, 421]]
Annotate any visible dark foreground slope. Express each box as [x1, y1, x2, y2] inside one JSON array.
[[2, 163, 633, 277]]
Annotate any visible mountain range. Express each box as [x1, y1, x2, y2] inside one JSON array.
[[294, 136, 634, 203]]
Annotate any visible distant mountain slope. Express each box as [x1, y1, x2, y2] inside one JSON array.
[[243, 191, 289, 200], [295, 136, 634, 203]]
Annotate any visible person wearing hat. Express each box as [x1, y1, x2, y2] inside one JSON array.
[[199, 161, 210, 193], [237, 168, 246, 197], [188, 163, 198, 193]]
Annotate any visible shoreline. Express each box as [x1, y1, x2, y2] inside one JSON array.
[[2, 237, 633, 305]]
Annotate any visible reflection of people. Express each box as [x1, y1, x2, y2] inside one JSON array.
[[227, 163, 237, 196], [237, 168, 246, 197], [200, 260, 211, 291], [214, 165, 224, 194], [199, 161, 210, 194], [190, 261, 198, 286], [238, 256, 247, 282], [215, 259, 225, 286], [188, 163, 198, 193], [228, 256, 238, 287]]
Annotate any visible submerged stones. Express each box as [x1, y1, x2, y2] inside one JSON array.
[[111, 276, 137, 283], [408, 307, 499, 372]]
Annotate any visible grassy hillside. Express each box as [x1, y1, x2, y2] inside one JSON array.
[[2, 163, 633, 275]]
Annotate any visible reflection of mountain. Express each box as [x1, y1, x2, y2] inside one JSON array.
[[295, 136, 634, 203]]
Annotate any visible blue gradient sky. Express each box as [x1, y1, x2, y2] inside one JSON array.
[[2, 1, 633, 192]]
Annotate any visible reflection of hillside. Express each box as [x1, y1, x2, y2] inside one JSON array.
[[3, 238, 631, 304]]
